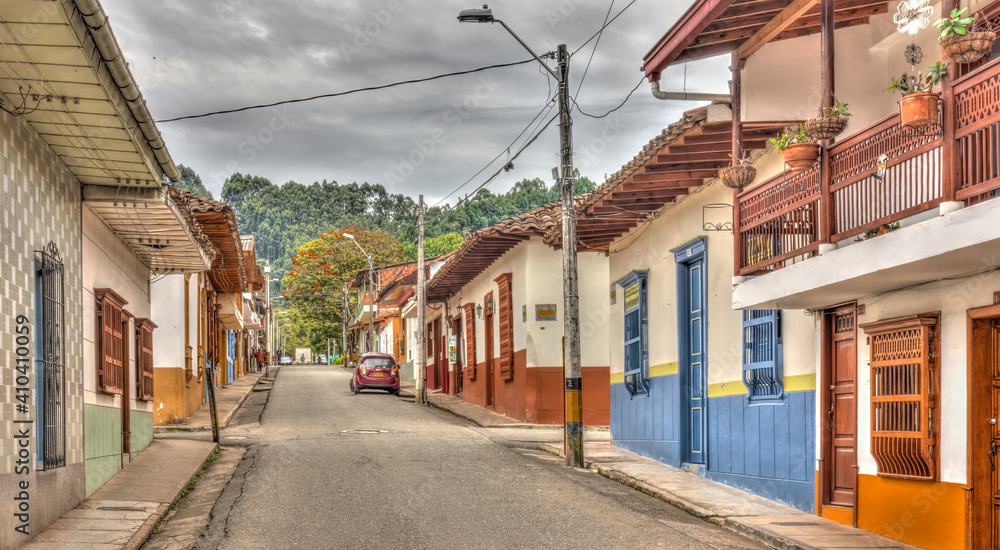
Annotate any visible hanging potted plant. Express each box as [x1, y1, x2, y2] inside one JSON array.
[[719, 153, 757, 189], [935, 8, 996, 64], [770, 126, 819, 172], [805, 102, 852, 140], [884, 61, 948, 129]]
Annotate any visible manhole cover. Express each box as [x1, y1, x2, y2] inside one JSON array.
[[341, 429, 388, 434], [772, 522, 819, 527], [99, 507, 144, 512]]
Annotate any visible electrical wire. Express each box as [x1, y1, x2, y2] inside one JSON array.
[[571, 0, 640, 56], [156, 59, 539, 123], [574, 0, 615, 102], [572, 76, 644, 119], [431, 94, 556, 208]]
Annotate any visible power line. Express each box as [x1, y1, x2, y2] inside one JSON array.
[[574, 0, 616, 102], [431, 95, 556, 208], [571, 0, 640, 56], [155, 58, 538, 123], [427, 113, 559, 225], [573, 76, 644, 119]]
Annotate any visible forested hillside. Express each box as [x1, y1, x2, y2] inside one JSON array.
[[196, 171, 597, 275]]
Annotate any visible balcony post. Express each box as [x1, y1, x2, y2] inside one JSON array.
[[941, 0, 958, 203], [731, 52, 745, 276], [819, 0, 835, 244]]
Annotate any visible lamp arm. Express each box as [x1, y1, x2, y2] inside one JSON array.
[[494, 19, 560, 82]]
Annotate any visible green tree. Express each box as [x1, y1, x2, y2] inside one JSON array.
[[282, 227, 404, 352], [170, 164, 213, 198]]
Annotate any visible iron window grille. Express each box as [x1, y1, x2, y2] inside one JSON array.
[[36, 242, 66, 469], [617, 270, 650, 398], [742, 309, 784, 402]]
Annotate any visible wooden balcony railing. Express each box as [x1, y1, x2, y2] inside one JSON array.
[[955, 57, 1000, 204], [735, 57, 1000, 276]]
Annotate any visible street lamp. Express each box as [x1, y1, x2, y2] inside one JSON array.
[[458, 4, 584, 468], [343, 233, 377, 354]]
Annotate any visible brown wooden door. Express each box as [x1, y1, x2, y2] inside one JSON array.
[[484, 292, 495, 408], [826, 305, 856, 509], [971, 315, 1000, 549]]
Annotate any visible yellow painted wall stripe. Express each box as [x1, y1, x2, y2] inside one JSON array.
[[707, 373, 816, 397], [610, 362, 679, 385]]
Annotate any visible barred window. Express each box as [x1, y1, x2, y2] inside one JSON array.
[[95, 288, 129, 395], [617, 270, 649, 398], [860, 313, 940, 480], [742, 310, 783, 401], [36, 242, 66, 469]]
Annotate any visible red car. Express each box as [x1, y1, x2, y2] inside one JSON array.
[[350, 353, 400, 395]]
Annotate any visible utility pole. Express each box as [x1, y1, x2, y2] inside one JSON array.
[[416, 195, 427, 404], [342, 287, 348, 363], [557, 43, 584, 468]]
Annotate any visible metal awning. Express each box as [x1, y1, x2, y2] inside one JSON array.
[[0, 0, 179, 186], [83, 185, 215, 274]]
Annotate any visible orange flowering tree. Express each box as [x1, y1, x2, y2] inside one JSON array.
[[282, 227, 404, 353]]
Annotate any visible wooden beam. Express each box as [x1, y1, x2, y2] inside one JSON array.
[[736, 0, 820, 59], [643, 0, 736, 79], [606, 190, 688, 201], [666, 138, 768, 154], [639, 167, 720, 180], [655, 151, 731, 164], [619, 178, 705, 191], [641, 162, 729, 173]]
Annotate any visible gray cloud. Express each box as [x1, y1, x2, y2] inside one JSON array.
[[102, 0, 730, 204]]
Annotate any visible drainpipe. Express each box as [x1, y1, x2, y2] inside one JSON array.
[[650, 80, 731, 103], [72, 0, 180, 181]]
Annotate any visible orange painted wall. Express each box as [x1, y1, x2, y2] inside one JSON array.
[[153, 367, 204, 425], [460, 348, 610, 426], [857, 474, 965, 550]]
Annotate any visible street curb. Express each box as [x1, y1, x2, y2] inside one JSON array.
[[124, 445, 219, 550], [720, 517, 809, 550], [219, 376, 263, 429], [593, 464, 718, 520]]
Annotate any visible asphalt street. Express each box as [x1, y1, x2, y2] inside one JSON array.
[[193, 366, 766, 549]]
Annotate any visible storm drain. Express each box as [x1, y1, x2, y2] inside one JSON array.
[[341, 429, 388, 435]]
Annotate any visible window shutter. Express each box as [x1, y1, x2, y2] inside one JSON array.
[[463, 303, 477, 380], [860, 313, 939, 480], [616, 270, 649, 397], [95, 289, 127, 395], [742, 310, 783, 401], [494, 273, 513, 381], [135, 319, 156, 401]]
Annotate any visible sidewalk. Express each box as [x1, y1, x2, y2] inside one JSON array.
[[22, 371, 267, 549], [416, 383, 920, 550], [21, 439, 217, 550], [154, 371, 266, 432]]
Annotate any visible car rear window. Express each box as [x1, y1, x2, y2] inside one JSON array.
[[361, 357, 394, 368]]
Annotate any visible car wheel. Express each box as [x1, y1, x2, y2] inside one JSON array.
[[353, 382, 361, 395], [393, 388, 401, 396]]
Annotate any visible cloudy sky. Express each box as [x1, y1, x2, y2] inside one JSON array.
[[101, 0, 729, 205]]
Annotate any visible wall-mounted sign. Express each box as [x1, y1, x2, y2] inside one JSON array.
[[609, 284, 616, 305], [522, 305, 527, 323], [448, 335, 457, 362], [874, 153, 889, 182], [535, 304, 557, 321]]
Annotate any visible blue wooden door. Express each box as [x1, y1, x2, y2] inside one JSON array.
[[687, 257, 706, 464], [227, 331, 236, 384]]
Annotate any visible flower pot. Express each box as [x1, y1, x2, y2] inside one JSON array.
[[941, 31, 997, 64], [719, 164, 757, 189], [804, 114, 849, 140], [898, 92, 940, 129], [782, 142, 820, 172]]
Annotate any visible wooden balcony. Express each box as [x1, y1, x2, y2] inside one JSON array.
[[735, 57, 1000, 276]]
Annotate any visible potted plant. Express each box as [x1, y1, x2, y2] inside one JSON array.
[[884, 61, 948, 129], [719, 153, 757, 189], [936, 8, 996, 64], [805, 102, 851, 140], [770, 126, 819, 172]]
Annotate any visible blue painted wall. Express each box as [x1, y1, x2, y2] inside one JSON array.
[[611, 377, 816, 512], [611, 374, 681, 467], [705, 391, 815, 512]]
